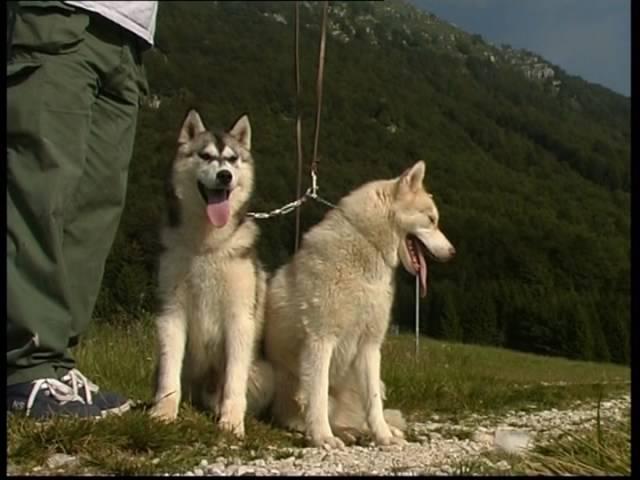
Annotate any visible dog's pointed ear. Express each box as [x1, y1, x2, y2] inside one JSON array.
[[229, 114, 251, 151], [178, 109, 206, 145], [398, 160, 426, 193]]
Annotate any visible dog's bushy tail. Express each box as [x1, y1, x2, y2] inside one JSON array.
[[328, 380, 408, 436], [381, 381, 407, 432], [383, 408, 407, 432]]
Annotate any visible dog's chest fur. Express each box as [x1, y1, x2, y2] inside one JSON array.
[[159, 221, 259, 361], [185, 254, 228, 346]]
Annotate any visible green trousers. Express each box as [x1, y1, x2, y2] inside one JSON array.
[[7, 2, 148, 385]]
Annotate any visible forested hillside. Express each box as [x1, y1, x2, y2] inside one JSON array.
[[96, 1, 630, 364]]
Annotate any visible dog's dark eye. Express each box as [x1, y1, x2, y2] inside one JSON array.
[[429, 215, 436, 224], [199, 152, 214, 162], [227, 155, 239, 163]]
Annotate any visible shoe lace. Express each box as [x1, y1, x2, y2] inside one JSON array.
[[25, 378, 87, 416], [60, 369, 99, 405]]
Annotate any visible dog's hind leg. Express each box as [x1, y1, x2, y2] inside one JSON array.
[[246, 359, 275, 419], [328, 378, 407, 443], [150, 306, 187, 421], [246, 272, 274, 419], [270, 367, 305, 432], [197, 367, 223, 418], [329, 382, 367, 445]]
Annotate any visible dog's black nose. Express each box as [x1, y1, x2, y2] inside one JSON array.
[[216, 170, 232, 185]]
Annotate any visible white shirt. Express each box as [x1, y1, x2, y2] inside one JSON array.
[[64, 1, 158, 45]]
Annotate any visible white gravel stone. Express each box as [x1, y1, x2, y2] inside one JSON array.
[[46, 454, 78, 469], [494, 428, 534, 454]]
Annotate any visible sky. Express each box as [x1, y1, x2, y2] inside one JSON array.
[[408, 0, 630, 97]]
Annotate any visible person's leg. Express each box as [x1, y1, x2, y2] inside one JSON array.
[[7, 3, 145, 417], [54, 17, 146, 414], [7, 2, 98, 387], [56, 15, 146, 374]]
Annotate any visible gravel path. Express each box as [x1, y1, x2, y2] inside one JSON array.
[[177, 394, 630, 476]]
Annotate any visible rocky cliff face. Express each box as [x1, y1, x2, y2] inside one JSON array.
[[256, 1, 564, 95]]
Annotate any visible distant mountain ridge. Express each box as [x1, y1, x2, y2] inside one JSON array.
[[256, 1, 629, 124]]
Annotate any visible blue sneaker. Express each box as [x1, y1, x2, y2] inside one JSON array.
[[7, 378, 102, 419], [59, 369, 132, 416]]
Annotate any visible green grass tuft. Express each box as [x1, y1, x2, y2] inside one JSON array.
[[517, 415, 631, 475]]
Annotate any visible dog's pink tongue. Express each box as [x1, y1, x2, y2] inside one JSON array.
[[418, 250, 428, 297], [206, 191, 230, 227]]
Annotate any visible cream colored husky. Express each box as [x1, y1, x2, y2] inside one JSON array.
[[264, 161, 455, 448], [149, 110, 273, 438]]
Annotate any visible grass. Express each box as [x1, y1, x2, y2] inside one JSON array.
[[382, 333, 629, 418], [520, 416, 631, 475], [468, 411, 631, 476], [7, 316, 631, 475], [8, 410, 304, 475]]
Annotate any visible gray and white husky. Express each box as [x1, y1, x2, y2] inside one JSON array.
[[150, 110, 273, 437]]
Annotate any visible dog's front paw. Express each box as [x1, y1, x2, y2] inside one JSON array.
[[218, 413, 245, 438], [149, 398, 179, 422], [218, 398, 247, 438], [310, 434, 345, 450]]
